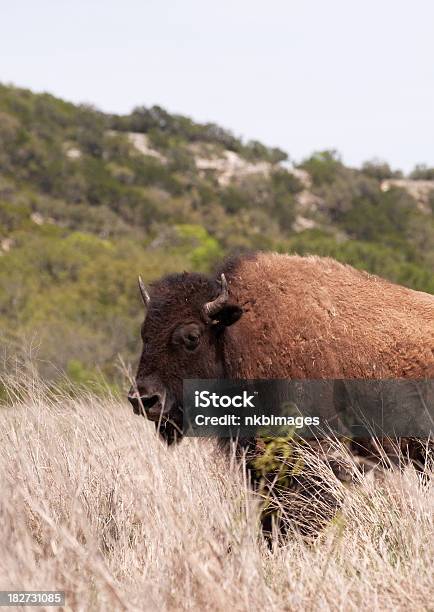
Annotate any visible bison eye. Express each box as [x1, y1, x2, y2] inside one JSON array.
[[184, 331, 200, 351], [173, 323, 202, 351]]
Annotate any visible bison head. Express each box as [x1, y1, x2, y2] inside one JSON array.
[[128, 271, 243, 443]]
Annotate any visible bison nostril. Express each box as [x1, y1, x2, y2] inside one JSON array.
[[128, 393, 160, 416], [140, 395, 159, 409]]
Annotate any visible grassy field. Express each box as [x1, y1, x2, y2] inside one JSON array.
[[0, 376, 433, 611]]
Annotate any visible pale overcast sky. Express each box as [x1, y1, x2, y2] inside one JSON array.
[[1, 0, 433, 172]]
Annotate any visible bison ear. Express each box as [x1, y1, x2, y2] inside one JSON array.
[[213, 304, 243, 327]]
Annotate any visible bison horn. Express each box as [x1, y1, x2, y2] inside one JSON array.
[[203, 274, 228, 319], [138, 276, 150, 308]]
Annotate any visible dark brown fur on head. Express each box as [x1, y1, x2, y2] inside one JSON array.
[[138, 272, 230, 383], [133, 270, 243, 443]]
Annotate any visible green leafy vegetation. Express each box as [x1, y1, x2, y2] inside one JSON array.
[[409, 164, 434, 180], [0, 84, 433, 385]]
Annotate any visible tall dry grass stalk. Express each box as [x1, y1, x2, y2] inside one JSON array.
[[0, 374, 432, 611]]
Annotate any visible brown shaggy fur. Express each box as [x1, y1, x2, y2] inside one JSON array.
[[133, 253, 433, 535], [221, 253, 434, 379]]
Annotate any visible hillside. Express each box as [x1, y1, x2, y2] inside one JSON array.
[[0, 84, 433, 384]]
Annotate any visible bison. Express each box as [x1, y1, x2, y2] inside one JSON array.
[[128, 252, 434, 536]]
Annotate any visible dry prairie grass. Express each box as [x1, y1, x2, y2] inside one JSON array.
[[0, 376, 433, 612]]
